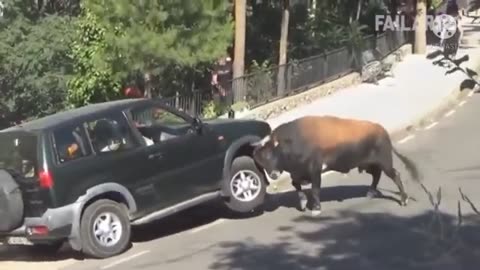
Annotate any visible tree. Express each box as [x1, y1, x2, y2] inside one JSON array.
[[233, 0, 246, 102], [0, 0, 78, 125], [277, 0, 290, 96], [67, 8, 121, 108], [414, 0, 427, 54], [84, 0, 234, 98]]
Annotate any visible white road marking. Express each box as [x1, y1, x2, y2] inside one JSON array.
[[397, 135, 415, 144], [101, 250, 151, 269], [189, 219, 225, 234], [459, 100, 467, 107], [424, 122, 438, 130], [444, 109, 456, 117]]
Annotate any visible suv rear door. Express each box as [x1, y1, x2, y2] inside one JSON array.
[[49, 112, 160, 215], [0, 130, 50, 221], [128, 102, 224, 209]]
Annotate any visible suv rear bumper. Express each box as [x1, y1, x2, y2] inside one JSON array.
[[0, 202, 78, 244]]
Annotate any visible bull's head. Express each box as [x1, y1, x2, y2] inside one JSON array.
[[251, 135, 283, 180]]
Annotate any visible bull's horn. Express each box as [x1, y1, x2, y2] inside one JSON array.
[[251, 135, 271, 147]]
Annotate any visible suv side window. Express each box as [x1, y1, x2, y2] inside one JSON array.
[[53, 125, 92, 164], [130, 105, 190, 145], [85, 113, 138, 154], [132, 106, 187, 126]]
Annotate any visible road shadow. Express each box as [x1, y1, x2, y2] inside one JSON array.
[[0, 182, 432, 263], [427, 49, 480, 93], [263, 184, 401, 213], [0, 198, 262, 262], [132, 184, 400, 243], [0, 243, 85, 262], [130, 198, 263, 243], [460, 79, 479, 92], [209, 206, 480, 270]]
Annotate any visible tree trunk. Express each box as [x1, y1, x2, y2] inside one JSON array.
[[356, 0, 363, 20], [414, 0, 427, 54], [277, 0, 290, 97], [143, 72, 153, 99], [389, 0, 398, 15], [309, 0, 316, 38], [233, 0, 246, 103]]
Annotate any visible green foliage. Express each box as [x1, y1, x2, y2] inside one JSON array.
[[246, 0, 373, 64], [431, 0, 444, 9], [230, 101, 250, 112], [201, 100, 221, 119], [244, 60, 275, 106], [0, 0, 77, 124], [67, 8, 121, 108], [83, 0, 234, 87]]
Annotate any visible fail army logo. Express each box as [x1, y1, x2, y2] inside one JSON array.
[[431, 14, 457, 39]]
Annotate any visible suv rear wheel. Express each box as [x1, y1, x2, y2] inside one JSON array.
[[223, 156, 267, 213], [80, 199, 131, 259]]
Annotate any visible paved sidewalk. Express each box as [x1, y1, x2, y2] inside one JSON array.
[[266, 42, 480, 132]]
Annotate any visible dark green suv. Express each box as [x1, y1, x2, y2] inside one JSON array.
[[0, 98, 271, 258]]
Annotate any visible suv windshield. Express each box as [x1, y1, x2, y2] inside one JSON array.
[[0, 131, 38, 178]]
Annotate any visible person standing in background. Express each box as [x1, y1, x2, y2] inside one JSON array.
[[211, 55, 234, 113]]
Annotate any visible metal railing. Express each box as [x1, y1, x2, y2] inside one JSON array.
[[160, 30, 408, 118]]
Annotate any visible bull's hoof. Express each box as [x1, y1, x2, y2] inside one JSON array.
[[299, 199, 308, 211], [366, 188, 382, 199], [311, 205, 322, 216], [400, 197, 409, 206]]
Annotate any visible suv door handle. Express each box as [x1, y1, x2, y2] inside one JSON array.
[[148, 152, 163, 160]]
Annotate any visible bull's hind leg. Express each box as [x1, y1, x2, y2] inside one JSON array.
[[365, 165, 383, 198], [292, 180, 308, 212], [384, 168, 409, 206], [310, 167, 323, 216]]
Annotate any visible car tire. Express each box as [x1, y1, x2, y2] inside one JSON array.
[[79, 199, 131, 259], [223, 156, 267, 213]]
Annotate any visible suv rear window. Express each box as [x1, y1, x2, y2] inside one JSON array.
[[53, 124, 92, 164], [0, 131, 38, 178]]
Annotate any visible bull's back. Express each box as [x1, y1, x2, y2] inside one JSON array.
[[275, 115, 388, 152]]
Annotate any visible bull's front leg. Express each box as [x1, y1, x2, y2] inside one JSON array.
[[292, 180, 308, 212], [310, 167, 323, 216]]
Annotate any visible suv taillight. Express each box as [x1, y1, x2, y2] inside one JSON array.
[[39, 170, 54, 189]]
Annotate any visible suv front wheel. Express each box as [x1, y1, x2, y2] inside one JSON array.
[[223, 156, 267, 213], [79, 199, 131, 259]]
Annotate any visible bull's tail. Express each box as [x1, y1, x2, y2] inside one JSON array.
[[392, 147, 421, 182]]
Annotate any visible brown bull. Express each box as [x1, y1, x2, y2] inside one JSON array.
[[252, 115, 421, 216]]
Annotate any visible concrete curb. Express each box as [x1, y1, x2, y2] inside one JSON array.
[[266, 58, 480, 194], [388, 61, 480, 143]]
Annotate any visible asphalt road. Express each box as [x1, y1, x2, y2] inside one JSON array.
[[2, 92, 480, 270]]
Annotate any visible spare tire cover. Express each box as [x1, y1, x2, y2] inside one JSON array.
[[0, 169, 24, 232]]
